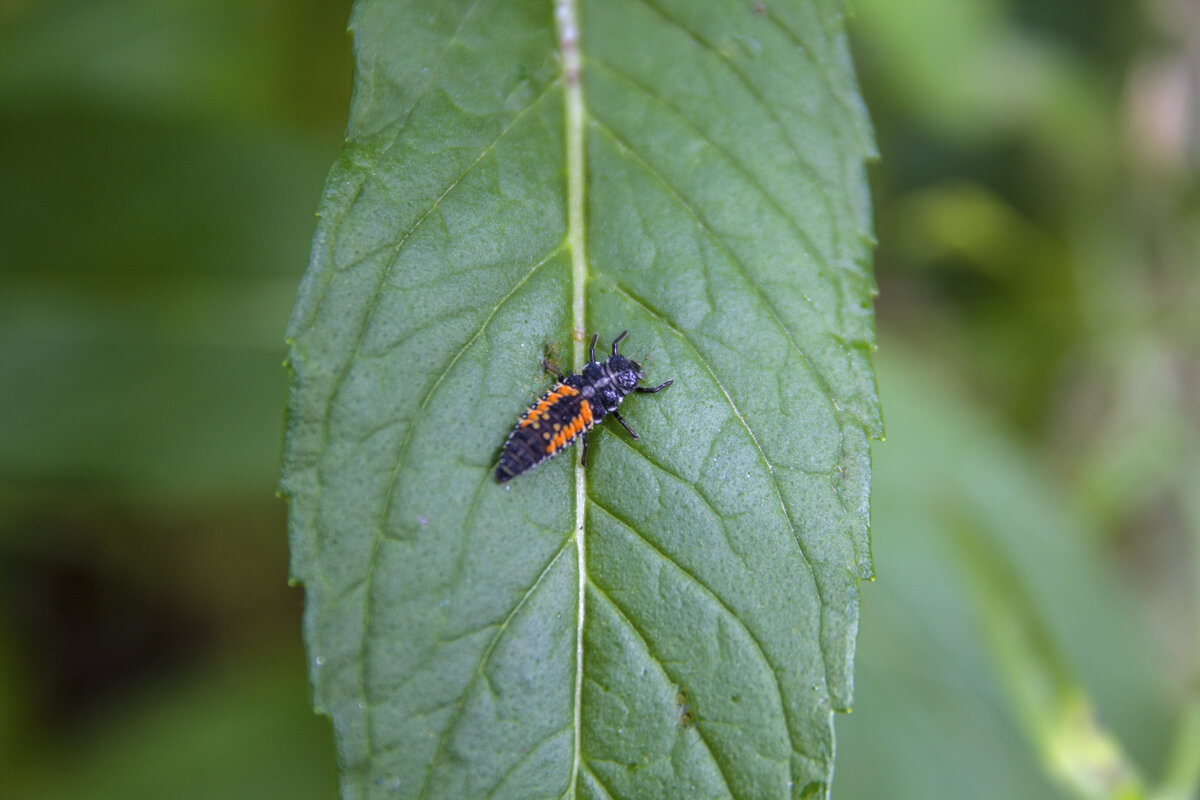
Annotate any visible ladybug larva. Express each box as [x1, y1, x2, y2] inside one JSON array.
[[495, 331, 672, 483]]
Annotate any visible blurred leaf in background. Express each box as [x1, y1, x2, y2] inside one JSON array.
[[843, 0, 1200, 797], [838, 351, 1171, 799], [0, 0, 350, 796]]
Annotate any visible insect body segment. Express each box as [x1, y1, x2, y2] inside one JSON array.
[[495, 331, 672, 483], [519, 383, 579, 428]]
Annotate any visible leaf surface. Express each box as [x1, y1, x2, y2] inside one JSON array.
[[280, 1, 879, 798]]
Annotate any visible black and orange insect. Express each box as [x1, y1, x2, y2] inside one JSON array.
[[495, 331, 672, 483]]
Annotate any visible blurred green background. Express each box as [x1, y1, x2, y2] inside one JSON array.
[[1, 1, 1196, 798]]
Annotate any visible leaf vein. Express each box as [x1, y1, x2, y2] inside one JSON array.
[[585, 581, 737, 800], [482, 723, 575, 800], [628, 0, 847, 260], [579, 764, 617, 800], [758, 7, 865, 133], [347, 239, 557, 776], [307, 81, 558, 601], [587, 498, 797, 784], [413, 539, 573, 800], [607, 278, 831, 553], [584, 52, 840, 295], [318, 79, 557, 441], [302, 0, 487, 340], [599, 429, 751, 573], [326, 243, 563, 608], [588, 116, 844, 439], [589, 127, 852, 675]]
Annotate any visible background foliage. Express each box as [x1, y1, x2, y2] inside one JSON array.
[[1, 0, 1197, 798]]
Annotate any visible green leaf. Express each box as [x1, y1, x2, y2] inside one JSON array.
[[0, 113, 327, 503], [280, 1, 879, 798], [7, 646, 337, 800], [837, 350, 1172, 799]]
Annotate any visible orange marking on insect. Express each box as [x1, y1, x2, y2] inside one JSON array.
[[548, 418, 571, 452], [519, 383, 578, 427], [540, 402, 599, 454]]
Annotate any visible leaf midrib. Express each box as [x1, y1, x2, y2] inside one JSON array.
[[556, 0, 589, 797], [561, 5, 829, 797]]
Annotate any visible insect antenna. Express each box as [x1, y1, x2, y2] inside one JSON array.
[[611, 329, 629, 356]]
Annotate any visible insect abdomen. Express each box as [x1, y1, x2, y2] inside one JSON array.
[[495, 382, 598, 483]]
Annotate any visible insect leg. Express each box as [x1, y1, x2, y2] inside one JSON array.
[[589, 333, 598, 363], [580, 432, 588, 466], [611, 330, 629, 356], [635, 379, 674, 393], [611, 409, 639, 439]]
